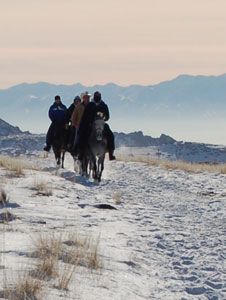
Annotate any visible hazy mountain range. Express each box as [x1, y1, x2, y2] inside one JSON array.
[[0, 74, 226, 144]]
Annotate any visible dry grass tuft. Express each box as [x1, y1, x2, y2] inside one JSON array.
[[112, 192, 123, 205], [116, 154, 226, 174], [31, 233, 63, 260], [62, 232, 90, 266], [0, 156, 24, 176], [0, 231, 102, 298], [30, 231, 102, 289], [3, 274, 43, 300], [64, 231, 89, 248], [30, 234, 63, 280], [55, 263, 76, 291], [63, 232, 102, 270], [87, 236, 101, 270], [0, 188, 15, 224], [32, 178, 52, 196], [0, 188, 8, 205], [34, 255, 59, 280], [0, 155, 39, 177], [7, 164, 24, 177]]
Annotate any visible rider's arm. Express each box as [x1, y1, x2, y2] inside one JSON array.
[[104, 104, 110, 121], [48, 105, 54, 121]]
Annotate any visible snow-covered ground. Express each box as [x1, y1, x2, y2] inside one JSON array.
[[0, 150, 225, 300]]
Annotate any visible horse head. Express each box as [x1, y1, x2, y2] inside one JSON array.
[[93, 119, 105, 141]]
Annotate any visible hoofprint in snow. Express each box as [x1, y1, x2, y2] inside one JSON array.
[[0, 151, 225, 300]]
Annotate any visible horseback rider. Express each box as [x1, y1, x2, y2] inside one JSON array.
[[70, 91, 91, 154], [43, 95, 67, 152], [66, 95, 81, 124], [65, 95, 81, 150], [71, 92, 91, 131], [77, 91, 116, 160]]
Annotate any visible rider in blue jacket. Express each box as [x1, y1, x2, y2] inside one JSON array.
[[43, 95, 67, 152]]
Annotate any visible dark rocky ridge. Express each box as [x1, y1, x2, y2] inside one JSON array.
[[0, 118, 226, 163], [0, 118, 26, 136]]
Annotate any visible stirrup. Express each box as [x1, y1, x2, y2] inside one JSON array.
[[43, 145, 51, 152]]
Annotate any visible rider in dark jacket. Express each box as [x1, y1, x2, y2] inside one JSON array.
[[77, 91, 116, 160], [65, 95, 81, 124], [43, 95, 67, 152]]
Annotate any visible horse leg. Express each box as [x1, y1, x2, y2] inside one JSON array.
[[97, 155, 104, 182], [81, 156, 87, 177], [61, 151, 65, 168], [56, 149, 61, 166], [84, 155, 90, 178], [88, 159, 94, 178], [53, 147, 60, 166], [91, 154, 97, 180], [73, 157, 78, 172]]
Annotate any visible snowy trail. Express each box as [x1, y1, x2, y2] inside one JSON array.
[[59, 156, 226, 299], [1, 153, 226, 299]]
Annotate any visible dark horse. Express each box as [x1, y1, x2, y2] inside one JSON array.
[[50, 121, 66, 168], [86, 117, 107, 182]]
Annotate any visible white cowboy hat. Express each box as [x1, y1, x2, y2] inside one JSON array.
[[83, 91, 91, 97]]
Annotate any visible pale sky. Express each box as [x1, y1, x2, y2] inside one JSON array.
[[0, 0, 226, 89]]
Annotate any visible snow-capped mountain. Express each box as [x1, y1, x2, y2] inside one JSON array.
[[1, 74, 226, 144]]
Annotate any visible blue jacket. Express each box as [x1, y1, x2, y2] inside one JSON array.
[[49, 102, 67, 122]]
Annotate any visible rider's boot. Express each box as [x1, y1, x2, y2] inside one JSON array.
[[43, 144, 51, 152], [109, 149, 116, 161]]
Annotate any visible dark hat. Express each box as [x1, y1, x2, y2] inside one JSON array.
[[74, 95, 81, 101], [93, 91, 101, 103], [55, 95, 61, 100]]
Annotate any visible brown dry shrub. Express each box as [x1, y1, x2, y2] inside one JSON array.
[[3, 275, 43, 300], [63, 232, 102, 270], [0, 188, 7, 205], [116, 154, 226, 174], [32, 178, 52, 196], [0, 155, 39, 177]]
